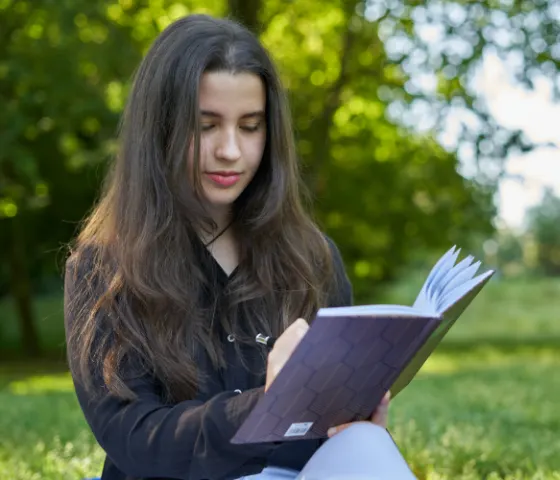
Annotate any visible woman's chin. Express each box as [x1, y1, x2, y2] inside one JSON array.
[[202, 192, 241, 213]]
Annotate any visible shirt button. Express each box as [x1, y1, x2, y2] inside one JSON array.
[[234, 389, 242, 394], [227, 334, 235, 342]]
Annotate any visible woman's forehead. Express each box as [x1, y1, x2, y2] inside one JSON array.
[[198, 71, 266, 118]]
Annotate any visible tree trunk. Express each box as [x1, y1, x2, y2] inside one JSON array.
[[8, 213, 41, 358], [228, 0, 263, 35], [307, 1, 359, 195]]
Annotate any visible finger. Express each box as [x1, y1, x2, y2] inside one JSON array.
[[382, 390, 391, 405], [268, 319, 309, 372], [327, 423, 353, 438], [371, 391, 391, 428], [274, 318, 308, 350], [328, 419, 377, 438], [371, 406, 388, 428], [281, 318, 308, 337], [376, 390, 391, 409]]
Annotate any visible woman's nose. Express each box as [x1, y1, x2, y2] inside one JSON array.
[[216, 130, 241, 161]]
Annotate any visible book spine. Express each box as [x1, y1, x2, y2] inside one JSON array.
[[386, 316, 441, 398]]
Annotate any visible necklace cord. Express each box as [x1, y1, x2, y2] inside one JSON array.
[[204, 220, 234, 248]]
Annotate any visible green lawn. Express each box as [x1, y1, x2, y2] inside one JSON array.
[[1, 275, 559, 479]]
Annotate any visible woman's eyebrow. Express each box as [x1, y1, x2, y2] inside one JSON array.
[[200, 110, 265, 119]]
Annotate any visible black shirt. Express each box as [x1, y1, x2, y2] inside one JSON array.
[[64, 236, 352, 480]]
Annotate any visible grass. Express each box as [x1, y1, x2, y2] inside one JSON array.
[[0, 275, 559, 479], [396, 347, 560, 479]]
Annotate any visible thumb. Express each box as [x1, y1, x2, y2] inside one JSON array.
[[293, 317, 309, 330], [286, 318, 309, 339], [371, 391, 391, 427]]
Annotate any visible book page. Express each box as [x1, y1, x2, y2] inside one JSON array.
[[322, 246, 493, 320], [437, 269, 494, 313], [437, 255, 477, 293], [427, 248, 461, 300], [413, 247, 493, 317], [412, 246, 459, 313], [317, 304, 436, 317]]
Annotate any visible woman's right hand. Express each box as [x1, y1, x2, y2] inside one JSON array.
[[265, 318, 309, 392]]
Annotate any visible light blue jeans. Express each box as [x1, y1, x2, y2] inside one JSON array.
[[239, 466, 299, 479], [238, 423, 416, 480]]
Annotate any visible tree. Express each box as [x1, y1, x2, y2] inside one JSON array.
[[0, 0, 167, 355], [229, 0, 558, 297], [527, 188, 560, 276], [1, 0, 558, 355]]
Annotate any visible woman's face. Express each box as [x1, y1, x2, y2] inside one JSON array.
[[188, 71, 267, 218]]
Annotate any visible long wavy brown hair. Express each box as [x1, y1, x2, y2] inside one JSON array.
[[65, 14, 336, 403]]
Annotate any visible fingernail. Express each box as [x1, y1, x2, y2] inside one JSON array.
[[327, 427, 336, 436]]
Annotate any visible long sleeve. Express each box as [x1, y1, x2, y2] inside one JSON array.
[[71, 374, 275, 479], [64, 259, 277, 480]]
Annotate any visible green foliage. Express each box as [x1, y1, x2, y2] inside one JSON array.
[[493, 231, 526, 275], [370, 0, 560, 168], [238, 0, 498, 297], [1, 0, 558, 324], [526, 189, 560, 276]]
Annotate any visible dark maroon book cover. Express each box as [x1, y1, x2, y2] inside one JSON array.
[[231, 313, 439, 444]]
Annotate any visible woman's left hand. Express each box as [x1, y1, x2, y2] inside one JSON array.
[[327, 391, 391, 438]]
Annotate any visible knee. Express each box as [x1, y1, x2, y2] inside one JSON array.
[[332, 422, 386, 442]]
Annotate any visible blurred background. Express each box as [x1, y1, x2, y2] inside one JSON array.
[[0, 1, 559, 479]]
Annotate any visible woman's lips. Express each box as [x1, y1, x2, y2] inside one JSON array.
[[206, 172, 241, 187]]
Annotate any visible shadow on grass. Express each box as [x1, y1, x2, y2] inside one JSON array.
[[438, 335, 560, 352], [1, 334, 559, 388]]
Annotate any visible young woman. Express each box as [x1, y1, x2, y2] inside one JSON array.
[[65, 14, 400, 480]]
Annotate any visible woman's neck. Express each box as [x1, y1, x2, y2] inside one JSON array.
[[198, 205, 234, 247], [210, 205, 233, 232], [199, 207, 239, 276]]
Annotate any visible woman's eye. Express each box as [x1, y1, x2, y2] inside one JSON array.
[[241, 124, 261, 132], [201, 123, 262, 132]]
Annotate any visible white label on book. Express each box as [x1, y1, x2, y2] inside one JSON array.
[[284, 422, 314, 437]]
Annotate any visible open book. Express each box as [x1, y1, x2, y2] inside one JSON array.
[[231, 246, 495, 444]]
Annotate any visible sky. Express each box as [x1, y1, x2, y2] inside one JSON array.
[[384, 10, 560, 233], [477, 53, 560, 231], [426, 52, 560, 232]]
